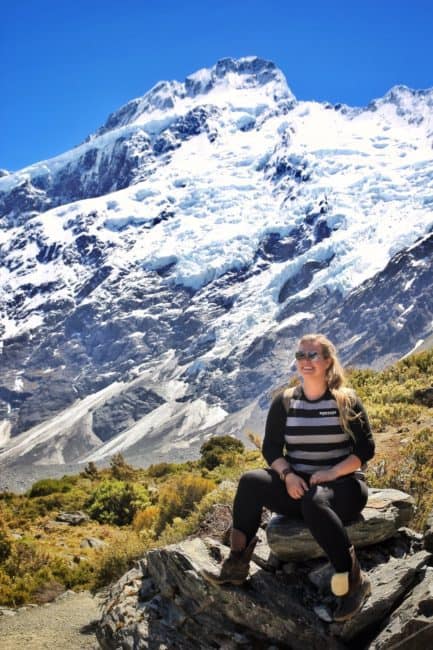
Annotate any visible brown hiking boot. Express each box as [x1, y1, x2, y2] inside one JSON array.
[[203, 528, 258, 586], [332, 546, 371, 622]]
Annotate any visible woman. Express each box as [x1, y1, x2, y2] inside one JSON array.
[[204, 333, 375, 622]]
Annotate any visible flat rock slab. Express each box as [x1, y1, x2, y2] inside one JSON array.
[[267, 488, 414, 561]]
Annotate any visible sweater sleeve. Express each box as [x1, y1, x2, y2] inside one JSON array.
[[262, 393, 288, 465], [349, 397, 375, 463]]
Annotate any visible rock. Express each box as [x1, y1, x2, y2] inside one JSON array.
[[144, 538, 343, 650], [80, 537, 107, 549], [368, 567, 433, 649], [413, 387, 433, 407], [424, 509, 433, 553], [314, 605, 333, 623], [267, 488, 414, 561], [55, 511, 90, 525], [0, 608, 16, 616], [96, 495, 432, 650], [308, 562, 334, 591]]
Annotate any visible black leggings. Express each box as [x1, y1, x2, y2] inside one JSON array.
[[233, 469, 368, 572]]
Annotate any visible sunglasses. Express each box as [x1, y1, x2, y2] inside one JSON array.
[[295, 351, 323, 361]]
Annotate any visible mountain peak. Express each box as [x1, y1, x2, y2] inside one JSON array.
[[368, 83, 433, 118], [97, 56, 294, 136], [186, 56, 289, 95]]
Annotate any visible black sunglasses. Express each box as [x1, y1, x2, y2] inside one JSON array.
[[295, 351, 323, 361]]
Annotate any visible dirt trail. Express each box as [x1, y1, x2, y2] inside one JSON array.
[[0, 590, 102, 649]]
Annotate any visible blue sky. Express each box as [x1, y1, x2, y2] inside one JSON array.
[[1, 0, 432, 171]]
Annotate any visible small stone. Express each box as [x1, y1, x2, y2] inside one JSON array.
[[56, 511, 90, 525], [0, 608, 17, 616], [80, 536, 107, 549], [308, 562, 333, 590], [313, 605, 333, 623]]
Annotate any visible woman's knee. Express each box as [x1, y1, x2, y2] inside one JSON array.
[[301, 485, 328, 517], [238, 469, 270, 490]]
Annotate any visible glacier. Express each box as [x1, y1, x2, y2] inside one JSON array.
[[0, 57, 432, 473]]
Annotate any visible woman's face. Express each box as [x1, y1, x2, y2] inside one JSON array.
[[295, 339, 332, 381]]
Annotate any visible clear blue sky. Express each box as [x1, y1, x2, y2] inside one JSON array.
[[1, 0, 432, 171]]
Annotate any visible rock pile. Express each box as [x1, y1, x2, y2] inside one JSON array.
[[97, 489, 433, 649]]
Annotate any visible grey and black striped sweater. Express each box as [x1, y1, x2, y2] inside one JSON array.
[[262, 386, 375, 474]]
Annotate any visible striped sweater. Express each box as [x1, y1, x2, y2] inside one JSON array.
[[262, 386, 375, 474]]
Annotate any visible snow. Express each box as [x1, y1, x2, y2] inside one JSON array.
[[402, 339, 425, 357], [1, 57, 433, 462], [3, 74, 433, 347]]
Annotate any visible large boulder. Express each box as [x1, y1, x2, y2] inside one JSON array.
[[97, 509, 432, 650], [267, 488, 414, 561], [97, 538, 344, 650]]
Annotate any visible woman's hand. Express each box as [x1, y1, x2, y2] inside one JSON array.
[[285, 472, 309, 499], [309, 468, 338, 486]]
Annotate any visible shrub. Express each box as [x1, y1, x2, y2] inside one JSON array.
[[158, 480, 236, 546], [86, 479, 149, 525], [110, 453, 135, 480], [28, 477, 73, 497], [146, 462, 177, 478], [366, 427, 433, 529], [92, 535, 145, 590], [132, 505, 160, 533], [0, 530, 11, 563], [156, 474, 216, 533], [200, 435, 245, 470], [81, 461, 99, 479]]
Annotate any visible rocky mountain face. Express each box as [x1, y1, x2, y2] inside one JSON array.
[[96, 488, 433, 649], [1, 56, 433, 469]]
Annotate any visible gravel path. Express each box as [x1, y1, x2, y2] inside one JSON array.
[[0, 590, 103, 649]]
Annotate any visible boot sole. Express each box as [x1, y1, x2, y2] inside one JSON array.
[[333, 580, 372, 622]]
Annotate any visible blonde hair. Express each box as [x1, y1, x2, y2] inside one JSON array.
[[298, 333, 359, 437]]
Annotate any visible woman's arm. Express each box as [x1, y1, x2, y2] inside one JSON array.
[[262, 393, 289, 466], [309, 453, 362, 485], [350, 398, 375, 463], [264, 393, 309, 498]]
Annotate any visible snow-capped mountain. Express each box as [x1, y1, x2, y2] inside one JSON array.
[[1, 56, 432, 470]]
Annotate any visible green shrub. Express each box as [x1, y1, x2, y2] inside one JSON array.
[[86, 480, 149, 525], [200, 435, 245, 470], [28, 477, 73, 498], [146, 462, 177, 478]]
